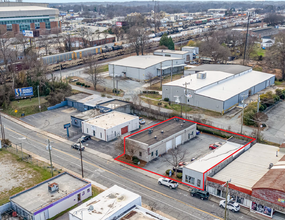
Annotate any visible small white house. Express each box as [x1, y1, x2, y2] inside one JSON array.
[[153, 49, 193, 62], [261, 37, 275, 48], [81, 111, 139, 141], [182, 46, 199, 55]]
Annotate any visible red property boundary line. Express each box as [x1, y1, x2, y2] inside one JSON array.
[[114, 116, 256, 191]]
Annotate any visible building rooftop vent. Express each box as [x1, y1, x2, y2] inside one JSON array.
[[148, 129, 153, 134], [197, 71, 207, 79], [161, 130, 164, 133], [48, 182, 59, 193], [154, 135, 157, 139]]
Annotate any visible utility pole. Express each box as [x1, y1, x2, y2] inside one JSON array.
[[160, 62, 162, 89], [113, 64, 115, 93], [257, 93, 260, 113], [0, 109, 5, 140], [241, 95, 246, 134], [171, 60, 173, 81], [37, 85, 41, 112], [183, 82, 190, 119], [243, 15, 250, 66], [79, 141, 84, 178], [223, 179, 231, 220], [47, 139, 53, 177]]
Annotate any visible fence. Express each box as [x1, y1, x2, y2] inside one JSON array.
[[0, 203, 11, 220]]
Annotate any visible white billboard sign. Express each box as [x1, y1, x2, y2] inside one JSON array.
[[22, 30, 33, 38]]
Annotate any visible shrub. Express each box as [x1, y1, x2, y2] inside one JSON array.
[[164, 98, 169, 101], [274, 94, 280, 102], [132, 156, 139, 161], [259, 104, 265, 112], [164, 104, 168, 108], [101, 93, 106, 97], [176, 173, 182, 179], [133, 158, 140, 164], [84, 85, 88, 87], [81, 83, 85, 86], [166, 169, 173, 176], [279, 79, 283, 82], [76, 82, 81, 85], [158, 102, 162, 106]]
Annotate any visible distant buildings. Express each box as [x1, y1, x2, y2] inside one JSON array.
[[109, 55, 185, 81], [0, 5, 61, 36]]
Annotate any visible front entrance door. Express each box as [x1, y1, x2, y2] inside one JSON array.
[[77, 193, 81, 202]]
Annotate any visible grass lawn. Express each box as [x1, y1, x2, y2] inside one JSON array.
[[150, 73, 184, 91], [99, 64, 108, 73], [0, 150, 57, 205], [143, 93, 162, 100], [141, 97, 192, 113], [2, 97, 48, 118]]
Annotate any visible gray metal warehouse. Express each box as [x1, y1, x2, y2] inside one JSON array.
[[125, 118, 197, 163], [162, 64, 275, 114], [108, 55, 185, 81]]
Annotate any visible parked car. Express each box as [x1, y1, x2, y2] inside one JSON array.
[[196, 130, 200, 135], [79, 135, 91, 142], [172, 166, 183, 173], [178, 161, 189, 166], [209, 142, 223, 150], [139, 119, 146, 125], [71, 143, 85, 151], [158, 178, 178, 189], [219, 200, 240, 212], [190, 188, 209, 200]]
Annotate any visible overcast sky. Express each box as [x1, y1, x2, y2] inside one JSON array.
[[27, 0, 277, 3]]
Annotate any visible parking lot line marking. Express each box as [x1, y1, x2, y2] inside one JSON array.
[[6, 127, 222, 220]]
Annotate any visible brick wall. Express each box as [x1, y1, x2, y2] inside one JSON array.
[[30, 23, 35, 31], [252, 189, 285, 212], [0, 24, 6, 35], [12, 24, 19, 34]]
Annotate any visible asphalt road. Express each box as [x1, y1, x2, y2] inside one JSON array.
[[2, 116, 258, 220]]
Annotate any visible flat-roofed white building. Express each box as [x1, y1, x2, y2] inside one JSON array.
[[108, 55, 185, 82], [154, 49, 193, 63], [182, 46, 199, 55], [182, 138, 250, 190], [162, 64, 275, 114], [81, 111, 139, 141], [69, 185, 170, 220]]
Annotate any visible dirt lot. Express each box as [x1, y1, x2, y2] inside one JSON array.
[[0, 150, 52, 205]]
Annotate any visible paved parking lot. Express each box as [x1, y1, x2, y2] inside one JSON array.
[[263, 101, 285, 144], [21, 107, 157, 158], [20, 106, 81, 138], [144, 133, 225, 175]]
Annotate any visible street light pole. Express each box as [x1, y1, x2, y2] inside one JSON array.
[[240, 94, 246, 134], [0, 109, 5, 140], [37, 85, 41, 112], [47, 139, 53, 177], [223, 179, 231, 220], [80, 141, 84, 178]]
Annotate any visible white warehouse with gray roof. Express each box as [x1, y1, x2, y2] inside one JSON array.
[[108, 55, 185, 81], [162, 64, 275, 114]]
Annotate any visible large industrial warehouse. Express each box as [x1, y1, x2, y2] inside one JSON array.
[[108, 55, 185, 81], [162, 64, 275, 114]]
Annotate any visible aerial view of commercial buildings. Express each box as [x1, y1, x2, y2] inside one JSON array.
[[1, 0, 285, 219]]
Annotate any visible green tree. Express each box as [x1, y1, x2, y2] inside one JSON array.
[[159, 33, 174, 50]]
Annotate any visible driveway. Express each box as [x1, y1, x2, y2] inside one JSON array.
[[144, 133, 225, 175]]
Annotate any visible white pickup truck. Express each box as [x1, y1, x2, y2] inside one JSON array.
[[158, 178, 178, 189]]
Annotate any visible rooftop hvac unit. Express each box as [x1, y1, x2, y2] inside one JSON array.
[[197, 71, 207, 79], [48, 182, 59, 193]]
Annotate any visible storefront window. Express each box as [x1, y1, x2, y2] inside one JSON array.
[[251, 202, 273, 218], [237, 196, 244, 205]]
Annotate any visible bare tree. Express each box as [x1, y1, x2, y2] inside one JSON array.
[[124, 139, 141, 159], [84, 56, 105, 90], [64, 33, 72, 51], [266, 32, 285, 80], [164, 147, 186, 176], [112, 26, 121, 41], [95, 29, 101, 43], [127, 26, 140, 55], [102, 30, 109, 44], [145, 72, 154, 89], [131, 93, 139, 105]]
